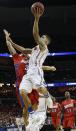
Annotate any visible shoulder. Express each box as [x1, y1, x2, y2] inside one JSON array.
[[61, 100, 65, 105], [34, 45, 39, 50], [71, 99, 76, 103], [13, 53, 19, 58]]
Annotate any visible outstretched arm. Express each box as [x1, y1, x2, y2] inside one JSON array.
[[10, 42, 32, 55], [3, 29, 32, 54], [6, 41, 17, 55], [33, 8, 46, 51], [3, 29, 16, 55], [42, 66, 56, 71]]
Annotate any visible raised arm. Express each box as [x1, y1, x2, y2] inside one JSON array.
[[33, 8, 46, 51], [6, 41, 17, 55], [3, 29, 32, 54]]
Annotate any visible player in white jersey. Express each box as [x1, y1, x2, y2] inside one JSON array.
[[19, 44, 49, 93], [4, 5, 56, 126], [19, 5, 56, 126], [19, 5, 52, 95], [26, 93, 53, 131]]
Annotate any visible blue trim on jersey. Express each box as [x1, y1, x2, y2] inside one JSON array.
[[28, 106, 33, 113], [15, 81, 24, 108]]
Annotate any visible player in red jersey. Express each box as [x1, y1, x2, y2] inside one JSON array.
[[50, 97, 61, 130], [4, 30, 30, 108], [61, 91, 76, 131], [4, 29, 39, 109], [12, 53, 29, 107]]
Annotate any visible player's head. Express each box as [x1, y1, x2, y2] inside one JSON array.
[[41, 35, 51, 45], [65, 91, 70, 99]]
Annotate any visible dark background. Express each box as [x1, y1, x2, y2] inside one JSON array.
[[0, 0, 76, 52], [0, 0, 76, 83]]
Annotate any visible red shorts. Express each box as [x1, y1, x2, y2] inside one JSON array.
[[63, 116, 75, 128], [51, 117, 61, 128], [28, 89, 39, 105]]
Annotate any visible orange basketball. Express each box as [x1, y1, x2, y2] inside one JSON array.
[[31, 2, 44, 15]]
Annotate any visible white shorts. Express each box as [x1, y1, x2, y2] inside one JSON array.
[[19, 67, 45, 93], [26, 111, 46, 131]]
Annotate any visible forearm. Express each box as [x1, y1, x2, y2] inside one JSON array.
[[33, 17, 39, 39], [6, 41, 16, 55], [33, 17, 46, 51], [11, 42, 25, 52], [42, 66, 56, 71], [10, 42, 31, 54], [42, 66, 50, 71]]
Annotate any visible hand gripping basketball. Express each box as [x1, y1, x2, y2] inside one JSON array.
[[31, 2, 44, 16]]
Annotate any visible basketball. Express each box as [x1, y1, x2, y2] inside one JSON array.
[[31, 2, 44, 15]]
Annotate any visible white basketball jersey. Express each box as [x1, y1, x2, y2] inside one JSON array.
[[28, 45, 40, 68], [36, 46, 48, 79], [28, 45, 48, 78], [36, 46, 48, 68]]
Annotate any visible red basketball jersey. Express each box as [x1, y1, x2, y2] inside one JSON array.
[[61, 99, 76, 117], [13, 53, 28, 86], [50, 102, 61, 117]]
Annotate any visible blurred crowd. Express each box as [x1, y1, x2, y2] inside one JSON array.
[[0, 105, 20, 128]]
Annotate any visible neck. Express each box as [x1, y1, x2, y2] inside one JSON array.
[[66, 97, 70, 100]]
